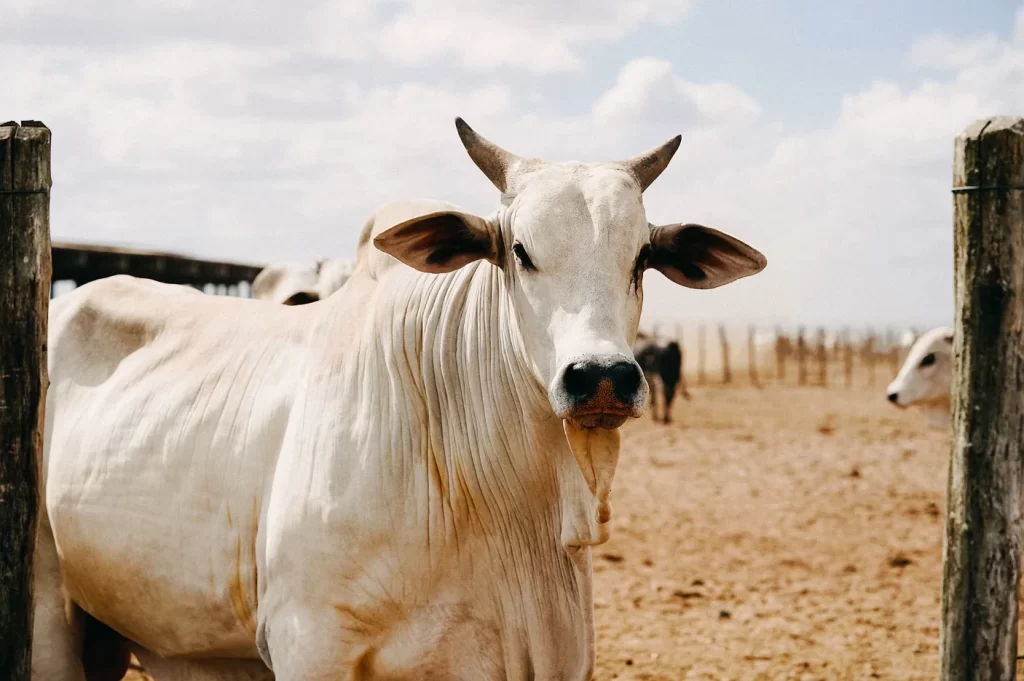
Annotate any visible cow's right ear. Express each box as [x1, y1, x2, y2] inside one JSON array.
[[374, 210, 498, 274]]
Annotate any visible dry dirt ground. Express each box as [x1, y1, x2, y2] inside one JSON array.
[[122, 375, 1006, 680]]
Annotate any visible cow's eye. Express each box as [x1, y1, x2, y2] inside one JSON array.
[[919, 353, 936, 368], [513, 243, 535, 271]]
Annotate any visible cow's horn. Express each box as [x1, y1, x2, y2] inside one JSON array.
[[619, 135, 682, 192], [455, 117, 521, 193]]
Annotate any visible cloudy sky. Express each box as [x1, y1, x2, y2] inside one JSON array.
[[6, 1, 1024, 328]]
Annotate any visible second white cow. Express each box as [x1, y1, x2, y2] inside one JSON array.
[[886, 325, 954, 428]]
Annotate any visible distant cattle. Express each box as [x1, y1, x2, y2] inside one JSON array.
[[252, 258, 356, 305], [315, 258, 357, 300], [251, 261, 321, 305], [634, 333, 687, 423], [885, 326, 953, 428]]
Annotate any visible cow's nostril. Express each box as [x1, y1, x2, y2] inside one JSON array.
[[607, 360, 642, 399], [562, 362, 598, 401]]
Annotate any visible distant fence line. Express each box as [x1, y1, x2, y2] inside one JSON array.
[[647, 323, 918, 389], [50, 242, 265, 298]]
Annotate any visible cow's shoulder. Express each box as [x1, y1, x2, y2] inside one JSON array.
[[49, 276, 224, 382]]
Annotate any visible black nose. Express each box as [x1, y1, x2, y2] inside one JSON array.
[[887, 392, 899, 404], [562, 358, 643, 404]]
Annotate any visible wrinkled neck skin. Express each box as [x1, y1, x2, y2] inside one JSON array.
[[311, 252, 609, 676]]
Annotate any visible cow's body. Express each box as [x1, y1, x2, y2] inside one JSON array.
[[36, 120, 766, 680], [42, 265, 602, 680], [633, 335, 686, 423]]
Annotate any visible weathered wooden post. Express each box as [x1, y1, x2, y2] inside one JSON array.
[[0, 121, 52, 681], [939, 116, 1024, 681], [796, 326, 807, 386], [697, 324, 706, 386], [718, 324, 731, 384], [747, 325, 760, 388], [816, 327, 828, 387]]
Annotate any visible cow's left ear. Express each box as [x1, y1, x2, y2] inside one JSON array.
[[648, 223, 766, 289], [374, 210, 498, 274]]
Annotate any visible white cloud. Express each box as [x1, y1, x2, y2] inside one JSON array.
[[4, 0, 690, 73], [378, 0, 690, 73], [593, 58, 760, 129], [6, 1, 1024, 329]]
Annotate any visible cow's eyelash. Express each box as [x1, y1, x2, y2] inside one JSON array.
[[513, 243, 536, 271]]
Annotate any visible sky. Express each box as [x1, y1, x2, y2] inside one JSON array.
[[5, 0, 1024, 328]]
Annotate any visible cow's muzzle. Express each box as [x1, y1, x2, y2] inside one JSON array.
[[553, 355, 647, 429]]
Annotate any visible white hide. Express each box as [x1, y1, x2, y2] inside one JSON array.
[[251, 261, 321, 305], [886, 326, 954, 428], [252, 258, 357, 305], [315, 258, 357, 300], [38, 120, 766, 681]]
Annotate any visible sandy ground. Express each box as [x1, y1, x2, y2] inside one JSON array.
[[121, 373, 1000, 680], [592, 378, 952, 681]]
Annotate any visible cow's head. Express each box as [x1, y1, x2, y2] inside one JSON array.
[[887, 326, 954, 410], [375, 119, 767, 545], [375, 119, 766, 429]]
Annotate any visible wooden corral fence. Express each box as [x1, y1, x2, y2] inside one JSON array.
[[0, 121, 50, 680], [939, 116, 1024, 681], [657, 323, 921, 390], [50, 242, 265, 297]]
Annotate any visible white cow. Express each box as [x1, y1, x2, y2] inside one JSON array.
[[37, 119, 767, 680], [251, 261, 322, 305], [252, 258, 356, 305], [314, 258, 356, 300], [886, 326, 954, 428]]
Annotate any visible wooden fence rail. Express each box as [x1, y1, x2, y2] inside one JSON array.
[[51, 242, 265, 294]]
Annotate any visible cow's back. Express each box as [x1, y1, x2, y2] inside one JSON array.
[[44, 276, 305, 657]]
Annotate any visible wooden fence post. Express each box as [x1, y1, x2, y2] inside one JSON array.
[[796, 326, 807, 386], [939, 116, 1024, 681], [862, 330, 876, 387], [843, 328, 854, 390], [816, 327, 828, 387], [886, 328, 900, 375], [0, 121, 51, 681], [718, 324, 731, 384], [697, 324, 706, 386], [748, 325, 760, 388], [774, 326, 786, 382], [675, 324, 690, 400]]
